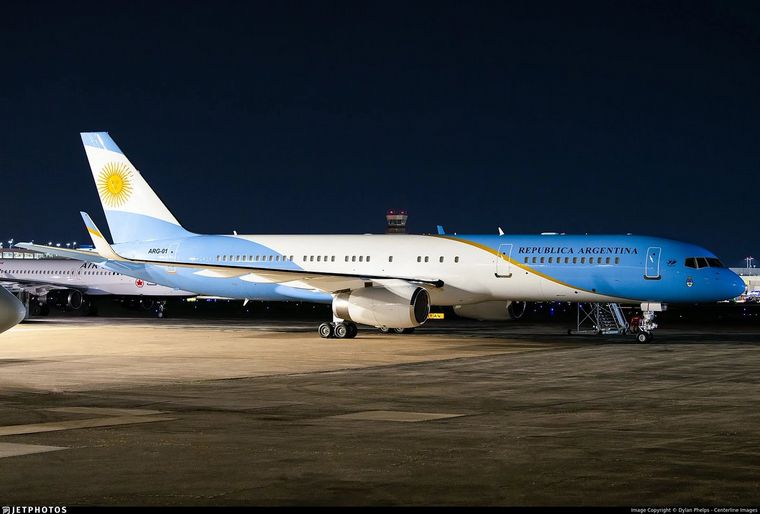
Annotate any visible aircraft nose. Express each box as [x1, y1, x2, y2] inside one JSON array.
[[726, 270, 746, 299]]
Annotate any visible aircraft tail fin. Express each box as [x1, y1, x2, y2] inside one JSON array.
[[80, 132, 194, 243]]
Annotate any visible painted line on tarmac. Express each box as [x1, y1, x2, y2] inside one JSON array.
[[0, 415, 175, 437], [0, 442, 67, 459]]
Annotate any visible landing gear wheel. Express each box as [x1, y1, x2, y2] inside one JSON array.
[[636, 332, 653, 343], [345, 323, 358, 339], [378, 327, 390, 334], [86, 303, 99, 316], [318, 322, 334, 339], [334, 323, 349, 339]]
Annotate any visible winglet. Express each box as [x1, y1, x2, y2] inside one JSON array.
[[81, 212, 125, 261], [436, 225, 446, 235], [498, 227, 504, 236]]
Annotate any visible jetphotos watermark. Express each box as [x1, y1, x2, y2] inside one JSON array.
[[3, 507, 67, 514]]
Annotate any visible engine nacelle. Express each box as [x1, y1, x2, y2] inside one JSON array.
[[44, 289, 83, 311], [333, 286, 431, 329], [454, 300, 528, 321]]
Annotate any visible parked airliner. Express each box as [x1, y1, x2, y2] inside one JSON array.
[[20, 132, 745, 341], [0, 257, 194, 317]]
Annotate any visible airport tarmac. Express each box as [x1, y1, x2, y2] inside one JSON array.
[[0, 317, 759, 506]]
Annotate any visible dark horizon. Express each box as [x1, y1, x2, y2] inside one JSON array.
[[2, 1, 758, 266]]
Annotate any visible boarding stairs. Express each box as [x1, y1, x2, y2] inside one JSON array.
[[570, 302, 628, 336]]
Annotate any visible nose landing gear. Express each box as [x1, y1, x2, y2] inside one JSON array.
[[631, 303, 664, 343]]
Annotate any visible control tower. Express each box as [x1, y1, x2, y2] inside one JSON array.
[[385, 209, 408, 234]]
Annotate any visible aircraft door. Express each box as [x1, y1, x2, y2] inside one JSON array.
[[495, 243, 513, 278], [165, 243, 179, 274], [644, 246, 661, 279]]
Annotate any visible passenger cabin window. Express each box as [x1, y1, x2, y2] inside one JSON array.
[[388, 256, 393, 263], [455, 256, 459, 263], [417, 256, 421, 263], [439, 256, 444, 263], [424, 256, 429, 263]]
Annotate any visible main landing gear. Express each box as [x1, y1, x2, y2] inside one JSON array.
[[318, 321, 358, 339], [317, 323, 416, 338], [378, 327, 416, 334], [155, 300, 167, 319]]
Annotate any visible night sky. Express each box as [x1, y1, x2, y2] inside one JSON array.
[[1, 1, 758, 265]]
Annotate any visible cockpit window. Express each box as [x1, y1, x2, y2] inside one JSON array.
[[685, 257, 724, 269]]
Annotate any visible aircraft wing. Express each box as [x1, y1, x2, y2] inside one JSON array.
[[18, 242, 444, 294], [11, 246, 106, 264], [20, 213, 445, 295]]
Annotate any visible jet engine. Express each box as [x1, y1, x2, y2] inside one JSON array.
[[0, 287, 25, 334], [44, 289, 84, 311], [454, 300, 528, 321], [332, 285, 430, 329]]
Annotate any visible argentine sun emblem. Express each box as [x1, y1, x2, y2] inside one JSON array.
[[97, 162, 134, 207]]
